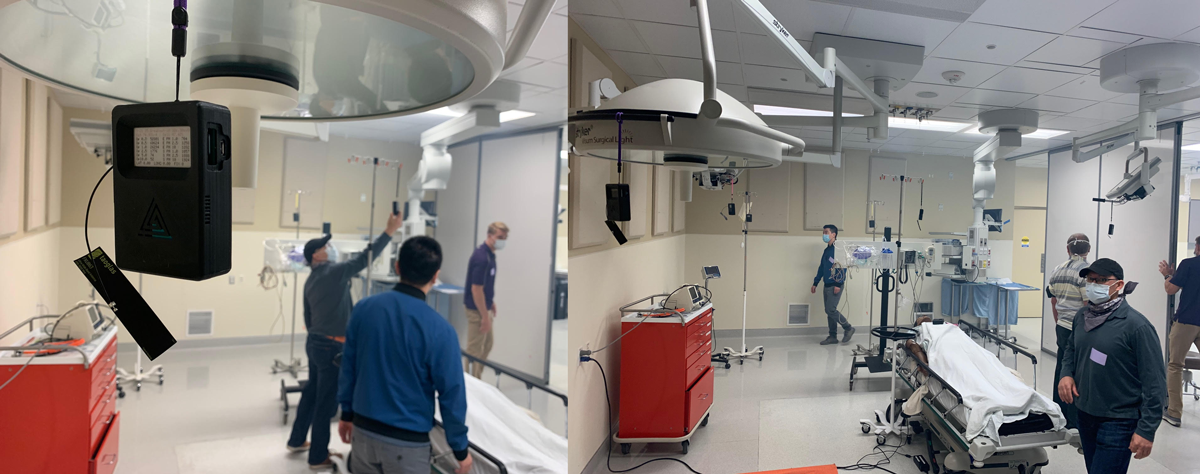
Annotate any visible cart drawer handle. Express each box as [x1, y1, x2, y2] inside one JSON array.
[[699, 393, 709, 400], [102, 454, 117, 465]]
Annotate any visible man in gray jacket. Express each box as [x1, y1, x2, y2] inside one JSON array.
[[1059, 258, 1166, 474], [287, 211, 402, 469]]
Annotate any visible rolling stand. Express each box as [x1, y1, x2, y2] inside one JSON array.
[[272, 193, 307, 379], [721, 192, 765, 365]]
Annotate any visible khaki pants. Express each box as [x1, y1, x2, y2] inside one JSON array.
[[1167, 321, 1200, 418], [465, 307, 494, 379]]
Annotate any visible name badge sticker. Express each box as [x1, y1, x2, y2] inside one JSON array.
[[1090, 348, 1108, 366]]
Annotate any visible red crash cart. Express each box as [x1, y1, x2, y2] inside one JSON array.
[[616, 301, 714, 454], [0, 322, 120, 474]]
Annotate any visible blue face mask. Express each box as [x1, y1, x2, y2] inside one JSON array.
[[822, 234, 831, 243], [1085, 282, 1113, 304]]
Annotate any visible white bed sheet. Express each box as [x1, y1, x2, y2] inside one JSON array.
[[917, 323, 1065, 442], [436, 375, 568, 474]]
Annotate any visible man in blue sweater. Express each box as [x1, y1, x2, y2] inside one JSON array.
[[337, 236, 473, 474], [812, 224, 853, 345]]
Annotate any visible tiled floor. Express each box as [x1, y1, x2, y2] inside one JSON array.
[[111, 319, 567, 474], [586, 318, 1200, 474]]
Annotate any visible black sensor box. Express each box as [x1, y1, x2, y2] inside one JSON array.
[[605, 183, 631, 222], [112, 101, 232, 281]]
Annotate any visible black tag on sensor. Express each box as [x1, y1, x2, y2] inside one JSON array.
[[75, 247, 177, 360]]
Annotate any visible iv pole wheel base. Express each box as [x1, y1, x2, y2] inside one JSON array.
[[620, 444, 631, 455]]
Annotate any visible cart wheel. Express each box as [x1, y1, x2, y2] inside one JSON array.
[[739, 358, 743, 365], [620, 444, 631, 455], [725, 363, 731, 369], [849, 380, 854, 390], [1194, 392, 1198, 401], [158, 375, 164, 385], [283, 412, 288, 425], [117, 389, 125, 399], [682, 440, 689, 455], [136, 382, 141, 391], [758, 354, 763, 361], [701, 414, 710, 427], [861, 422, 871, 434], [906, 435, 912, 445], [876, 434, 887, 446]]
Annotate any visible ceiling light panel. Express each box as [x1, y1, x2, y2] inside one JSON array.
[[888, 116, 971, 133]]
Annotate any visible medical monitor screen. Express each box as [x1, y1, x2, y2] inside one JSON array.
[[703, 265, 721, 279]]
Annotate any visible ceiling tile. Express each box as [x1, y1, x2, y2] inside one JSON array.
[[1066, 26, 1143, 44], [1024, 36, 1126, 67], [1040, 115, 1112, 132], [739, 33, 807, 69], [1014, 61, 1095, 75], [1176, 25, 1200, 44], [568, 0, 620, 17], [930, 23, 1057, 66], [572, 15, 648, 53], [500, 61, 567, 89], [1068, 102, 1139, 120], [976, 67, 1078, 95], [889, 82, 971, 107], [942, 133, 993, 143], [657, 57, 745, 85], [841, 8, 957, 51], [967, 0, 1115, 34], [1082, 0, 1200, 39], [525, 13, 568, 60], [1045, 74, 1124, 101], [933, 106, 984, 120], [606, 51, 666, 77], [719, 83, 749, 101], [1018, 95, 1094, 114], [894, 129, 956, 140], [631, 22, 740, 61], [887, 136, 940, 147], [954, 88, 1036, 107], [761, 0, 852, 41], [909, 57, 1007, 89]]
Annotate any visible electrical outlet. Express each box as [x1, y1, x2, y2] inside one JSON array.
[[228, 275, 236, 285], [939, 204, 944, 211], [360, 193, 367, 202]]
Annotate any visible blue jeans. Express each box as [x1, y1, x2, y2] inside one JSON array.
[[288, 334, 343, 465], [1053, 325, 1078, 429], [1077, 410, 1138, 474]]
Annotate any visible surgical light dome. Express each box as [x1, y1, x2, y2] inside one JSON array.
[[0, 0, 551, 187], [570, 78, 800, 170]]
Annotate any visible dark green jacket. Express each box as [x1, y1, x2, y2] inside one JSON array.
[[1061, 300, 1166, 441]]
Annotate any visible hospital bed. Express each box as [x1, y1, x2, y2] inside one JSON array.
[[874, 323, 1077, 474], [332, 353, 568, 474]]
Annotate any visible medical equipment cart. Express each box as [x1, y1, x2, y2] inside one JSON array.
[[0, 320, 121, 474], [615, 297, 714, 455]]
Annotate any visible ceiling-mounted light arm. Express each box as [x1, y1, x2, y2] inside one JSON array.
[[715, 116, 807, 157], [692, 0, 718, 104], [733, 0, 834, 88], [503, 0, 555, 70]]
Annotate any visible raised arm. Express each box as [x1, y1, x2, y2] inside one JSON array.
[[1162, 259, 1184, 296], [331, 213, 402, 280]]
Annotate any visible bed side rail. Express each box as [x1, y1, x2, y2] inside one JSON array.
[[897, 342, 964, 407], [432, 421, 509, 474], [956, 320, 1039, 389]]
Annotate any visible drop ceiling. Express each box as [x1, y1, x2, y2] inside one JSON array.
[[571, 0, 1200, 168], [50, 0, 569, 146]]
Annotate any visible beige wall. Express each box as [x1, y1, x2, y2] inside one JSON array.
[[53, 106, 423, 343], [1013, 166, 1048, 322], [0, 71, 63, 345]]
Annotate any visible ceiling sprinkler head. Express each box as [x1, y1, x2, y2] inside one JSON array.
[[942, 70, 965, 85], [986, 44, 997, 50]]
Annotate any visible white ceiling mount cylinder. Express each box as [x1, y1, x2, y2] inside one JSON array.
[[1100, 42, 1200, 93], [976, 108, 1039, 136], [190, 76, 300, 188]]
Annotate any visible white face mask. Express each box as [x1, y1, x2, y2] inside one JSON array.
[[325, 245, 339, 262], [494, 239, 506, 251], [1085, 282, 1113, 304]]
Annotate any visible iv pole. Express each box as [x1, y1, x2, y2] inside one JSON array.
[[116, 273, 164, 394], [722, 190, 764, 364], [272, 190, 306, 378]]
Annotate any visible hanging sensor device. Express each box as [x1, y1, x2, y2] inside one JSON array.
[[606, 183, 631, 221], [393, 201, 400, 216], [322, 222, 331, 235], [111, 101, 233, 280]]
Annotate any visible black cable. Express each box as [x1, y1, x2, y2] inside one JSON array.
[[587, 358, 703, 474], [837, 441, 912, 473], [175, 56, 181, 102], [84, 166, 114, 257]]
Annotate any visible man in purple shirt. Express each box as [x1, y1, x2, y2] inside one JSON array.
[[464, 222, 508, 378]]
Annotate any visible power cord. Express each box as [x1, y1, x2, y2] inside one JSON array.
[[582, 357, 703, 474], [837, 440, 916, 473]]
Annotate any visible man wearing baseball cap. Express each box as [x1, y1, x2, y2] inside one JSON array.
[[1059, 258, 1166, 474], [288, 211, 403, 469]]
